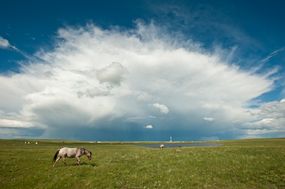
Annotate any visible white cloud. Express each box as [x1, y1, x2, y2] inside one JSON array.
[[243, 100, 285, 137], [0, 119, 33, 128], [203, 117, 214, 122], [260, 47, 285, 64], [96, 62, 127, 85], [153, 103, 169, 114], [0, 23, 278, 139], [0, 37, 10, 49], [145, 124, 153, 129], [0, 36, 31, 59]]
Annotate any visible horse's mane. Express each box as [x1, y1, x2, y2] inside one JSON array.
[[80, 147, 89, 153], [85, 148, 92, 155]]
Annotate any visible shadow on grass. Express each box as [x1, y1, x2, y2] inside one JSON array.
[[53, 162, 97, 168]]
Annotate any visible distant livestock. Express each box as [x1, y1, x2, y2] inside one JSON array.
[[24, 141, 38, 144], [160, 144, 165, 149]]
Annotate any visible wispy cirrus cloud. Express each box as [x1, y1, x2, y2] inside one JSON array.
[[260, 47, 285, 64], [0, 36, 31, 59]]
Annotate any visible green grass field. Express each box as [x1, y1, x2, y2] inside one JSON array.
[[0, 138, 284, 189]]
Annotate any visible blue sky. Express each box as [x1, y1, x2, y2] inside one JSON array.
[[0, 0, 284, 140]]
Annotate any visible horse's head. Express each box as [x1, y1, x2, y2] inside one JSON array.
[[86, 150, 92, 160]]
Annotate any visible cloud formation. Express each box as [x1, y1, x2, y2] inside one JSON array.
[[145, 124, 153, 129], [0, 119, 33, 128], [261, 47, 285, 64], [0, 37, 10, 49], [0, 23, 280, 140], [0, 36, 31, 59], [243, 99, 285, 138], [96, 62, 127, 85], [153, 103, 169, 114], [203, 117, 214, 122]]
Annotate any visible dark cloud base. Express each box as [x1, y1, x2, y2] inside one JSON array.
[[42, 118, 243, 141], [0, 127, 44, 139]]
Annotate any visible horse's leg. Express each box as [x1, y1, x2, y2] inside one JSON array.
[[62, 157, 67, 165], [76, 157, 80, 165], [53, 156, 61, 167]]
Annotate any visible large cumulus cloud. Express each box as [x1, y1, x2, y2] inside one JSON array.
[[0, 22, 280, 140]]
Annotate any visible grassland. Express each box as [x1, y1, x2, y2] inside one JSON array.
[[0, 138, 284, 189]]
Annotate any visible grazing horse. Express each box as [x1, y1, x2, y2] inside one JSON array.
[[53, 147, 92, 167]]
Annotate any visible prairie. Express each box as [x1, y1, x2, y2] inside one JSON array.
[[0, 138, 284, 189]]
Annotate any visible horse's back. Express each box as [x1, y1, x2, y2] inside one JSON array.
[[60, 147, 77, 151], [59, 147, 78, 157]]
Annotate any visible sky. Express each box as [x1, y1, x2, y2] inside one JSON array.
[[0, 0, 284, 141]]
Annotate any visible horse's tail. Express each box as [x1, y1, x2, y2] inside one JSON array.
[[53, 149, 60, 162]]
